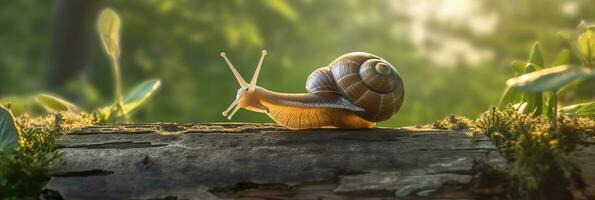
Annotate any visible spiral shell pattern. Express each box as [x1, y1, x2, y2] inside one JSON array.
[[306, 52, 404, 122]]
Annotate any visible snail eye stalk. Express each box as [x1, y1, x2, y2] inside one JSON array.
[[221, 50, 267, 120], [249, 50, 267, 92], [220, 52, 248, 87]]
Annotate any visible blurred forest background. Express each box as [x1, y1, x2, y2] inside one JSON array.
[[0, 0, 594, 127]]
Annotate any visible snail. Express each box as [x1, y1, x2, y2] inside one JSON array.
[[220, 50, 404, 130]]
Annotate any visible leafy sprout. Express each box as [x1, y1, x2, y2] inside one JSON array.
[[500, 25, 595, 120], [578, 26, 594, 67], [97, 8, 125, 119], [8, 8, 162, 123]]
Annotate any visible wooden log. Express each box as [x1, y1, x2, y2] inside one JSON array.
[[570, 136, 595, 198], [43, 123, 507, 200]]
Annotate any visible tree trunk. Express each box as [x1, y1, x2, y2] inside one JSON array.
[[48, 0, 99, 88], [44, 123, 507, 200]]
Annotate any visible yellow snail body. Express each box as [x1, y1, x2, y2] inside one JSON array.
[[220, 50, 404, 130]]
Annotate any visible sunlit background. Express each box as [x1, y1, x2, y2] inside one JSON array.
[[1, 0, 594, 127]]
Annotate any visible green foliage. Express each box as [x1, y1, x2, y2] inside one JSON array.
[[472, 106, 593, 199], [578, 26, 595, 66], [561, 101, 595, 117], [3, 1, 593, 125], [507, 65, 595, 92], [528, 42, 545, 67], [2, 1, 594, 127], [501, 26, 595, 119], [93, 8, 161, 122], [97, 8, 121, 60], [498, 87, 523, 109], [97, 8, 125, 119], [0, 96, 37, 116], [510, 60, 527, 76], [0, 106, 18, 149], [0, 148, 59, 200], [0, 111, 94, 199], [552, 49, 570, 66], [0, 8, 162, 123], [479, 24, 595, 198], [95, 79, 161, 122], [520, 63, 544, 116], [498, 45, 546, 116], [122, 79, 161, 115], [35, 94, 79, 112], [575, 102, 595, 116]]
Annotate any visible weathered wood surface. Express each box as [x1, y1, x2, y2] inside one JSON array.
[[43, 123, 506, 200], [571, 136, 595, 198]]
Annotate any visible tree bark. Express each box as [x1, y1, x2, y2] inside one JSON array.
[[44, 123, 507, 200], [48, 0, 99, 88], [570, 137, 595, 198]]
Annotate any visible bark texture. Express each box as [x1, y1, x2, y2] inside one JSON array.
[[44, 123, 507, 200]]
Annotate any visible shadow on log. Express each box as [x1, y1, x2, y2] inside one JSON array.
[[43, 123, 507, 200]]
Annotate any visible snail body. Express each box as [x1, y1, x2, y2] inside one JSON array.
[[220, 51, 404, 130]]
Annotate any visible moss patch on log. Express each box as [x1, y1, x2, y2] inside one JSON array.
[[431, 114, 474, 130], [472, 106, 595, 199], [0, 111, 94, 200]]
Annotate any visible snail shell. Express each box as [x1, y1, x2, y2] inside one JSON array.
[[305, 52, 404, 122]]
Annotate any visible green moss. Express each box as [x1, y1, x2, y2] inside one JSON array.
[[471, 106, 594, 199], [431, 114, 473, 130], [0, 111, 94, 199]]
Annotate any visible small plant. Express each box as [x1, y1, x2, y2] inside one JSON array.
[[0, 105, 96, 199], [473, 23, 595, 199], [33, 8, 161, 123], [0, 106, 61, 199], [471, 106, 593, 199], [503, 24, 595, 121]]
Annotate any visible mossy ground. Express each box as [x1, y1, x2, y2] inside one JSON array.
[[431, 114, 474, 130], [472, 106, 594, 199], [0, 111, 94, 200], [428, 108, 595, 199]]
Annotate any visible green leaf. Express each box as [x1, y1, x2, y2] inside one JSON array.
[[511, 60, 527, 76], [560, 104, 581, 116], [498, 87, 523, 109], [543, 92, 557, 120], [506, 65, 595, 92], [522, 92, 542, 115], [578, 26, 595, 62], [93, 106, 114, 123], [35, 94, 79, 112], [519, 63, 542, 115], [0, 106, 19, 149], [552, 49, 570, 66], [97, 8, 121, 59], [0, 96, 36, 115], [122, 79, 161, 114], [528, 42, 545, 67], [525, 62, 543, 72], [576, 102, 595, 117], [557, 79, 583, 96], [560, 102, 595, 117]]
